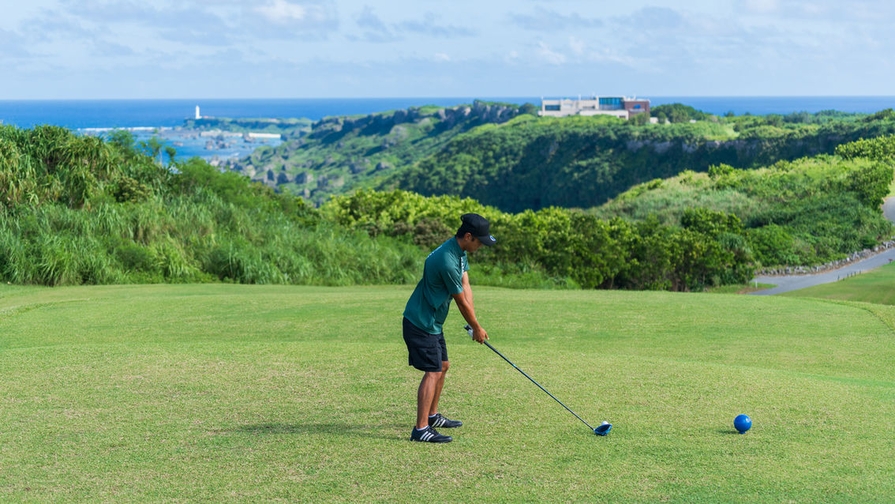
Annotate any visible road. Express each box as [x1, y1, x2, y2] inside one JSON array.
[[749, 197, 895, 295]]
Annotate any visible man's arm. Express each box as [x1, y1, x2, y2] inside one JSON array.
[[452, 271, 488, 343]]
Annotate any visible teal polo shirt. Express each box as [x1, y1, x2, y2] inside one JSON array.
[[404, 237, 468, 335]]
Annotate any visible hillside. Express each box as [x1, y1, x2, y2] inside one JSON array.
[[220, 104, 895, 213], [183, 116, 313, 135], [385, 112, 895, 212], [1, 123, 891, 291], [224, 100, 534, 206]]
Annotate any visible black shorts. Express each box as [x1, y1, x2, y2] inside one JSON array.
[[403, 317, 448, 372]]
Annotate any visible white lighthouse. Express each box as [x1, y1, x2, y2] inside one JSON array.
[[195, 105, 201, 120]]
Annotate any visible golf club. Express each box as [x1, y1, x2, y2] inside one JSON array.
[[466, 325, 612, 436]]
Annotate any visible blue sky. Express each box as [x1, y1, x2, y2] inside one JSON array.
[[1, 0, 893, 99]]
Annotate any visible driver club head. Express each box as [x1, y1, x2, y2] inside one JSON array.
[[594, 421, 612, 436]]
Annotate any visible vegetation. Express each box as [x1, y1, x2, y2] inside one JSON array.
[[651, 102, 709, 123], [183, 116, 313, 135], [383, 112, 895, 213], [0, 125, 420, 287], [228, 100, 530, 206], [323, 189, 755, 291], [2, 283, 895, 502], [591, 150, 894, 267], [783, 260, 895, 305], [215, 101, 895, 214], [2, 121, 893, 291]]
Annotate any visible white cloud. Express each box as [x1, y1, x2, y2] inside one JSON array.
[[536, 41, 565, 65], [509, 7, 602, 32], [353, 5, 399, 43], [397, 13, 477, 38], [2, 0, 895, 98], [356, 5, 388, 31], [256, 0, 318, 23]]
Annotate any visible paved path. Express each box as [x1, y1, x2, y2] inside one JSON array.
[[749, 197, 895, 295]]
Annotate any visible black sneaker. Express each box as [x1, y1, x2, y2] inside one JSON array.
[[429, 413, 463, 428], [410, 426, 452, 443]]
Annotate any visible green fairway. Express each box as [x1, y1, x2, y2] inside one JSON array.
[[2, 284, 895, 502], [783, 260, 895, 306]]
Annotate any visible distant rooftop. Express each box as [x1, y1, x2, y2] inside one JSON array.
[[539, 96, 650, 119]]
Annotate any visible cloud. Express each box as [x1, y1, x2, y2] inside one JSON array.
[[509, 7, 603, 32], [47, 0, 340, 43], [353, 5, 398, 42], [741, 0, 779, 14], [20, 8, 94, 43], [0, 28, 30, 58], [356, 5, 388, 31], [256, 0, 325, 24], [240, 0, 340, 40], [351, 7, 476, 43], [91, 39, 135, 57], [396, 13, 477, 38], [736, 0, 895, 23], [536, 41, 565, 65], [629, 6, 685, 31]]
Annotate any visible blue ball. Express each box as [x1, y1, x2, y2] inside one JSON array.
[[734, 414, 752, 434]]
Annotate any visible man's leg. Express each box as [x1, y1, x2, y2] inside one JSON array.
[[417, 370, 444, 429], [428, 360, 450, 417]]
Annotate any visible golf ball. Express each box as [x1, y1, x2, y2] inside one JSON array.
[[734, 414, 752, 434]]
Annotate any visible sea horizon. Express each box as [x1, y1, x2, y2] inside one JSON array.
[[3, 96, 895, 131]]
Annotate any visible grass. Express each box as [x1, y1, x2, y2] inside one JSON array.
[[782, 260, 895, 306], [2, 284, 895, 502]]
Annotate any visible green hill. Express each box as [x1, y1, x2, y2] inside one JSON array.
[[587, 152, 894, 267], [385, 112, 895, 212], [221, 103, 895, 213], [226, 100, 534, 206], [1, 123, 891, 290]]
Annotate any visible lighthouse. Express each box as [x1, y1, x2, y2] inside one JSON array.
[[195, 105, 201, 120]]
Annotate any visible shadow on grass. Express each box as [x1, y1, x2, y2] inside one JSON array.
[[229, 422, 406, 441]]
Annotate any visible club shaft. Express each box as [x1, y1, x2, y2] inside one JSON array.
[[484, 340, 594, 431]]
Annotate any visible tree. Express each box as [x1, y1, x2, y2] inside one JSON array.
[[165, 146, 177, 166]]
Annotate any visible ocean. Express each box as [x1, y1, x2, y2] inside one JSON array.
[[3, 96, 895, 161]]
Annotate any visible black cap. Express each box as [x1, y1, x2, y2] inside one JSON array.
[[459, 213, 496, 246]]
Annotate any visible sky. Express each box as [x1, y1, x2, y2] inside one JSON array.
[[1, 0, 894, 99]]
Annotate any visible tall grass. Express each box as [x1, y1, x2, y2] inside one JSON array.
[[0, 194, 422, 286], [0, 127, 428, 288]]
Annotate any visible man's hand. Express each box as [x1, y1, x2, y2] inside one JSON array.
[[465, 324, 488, 344]]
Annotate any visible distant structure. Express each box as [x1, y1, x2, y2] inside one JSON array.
[[195, 105, 201, 120], [539, 95, 650, 119]]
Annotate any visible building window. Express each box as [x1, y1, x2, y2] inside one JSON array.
[[598, 97, 623, 110]]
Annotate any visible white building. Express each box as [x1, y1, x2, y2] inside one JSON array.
[[539, 96, 651, 119]]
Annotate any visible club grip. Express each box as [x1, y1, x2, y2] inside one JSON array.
[[464, 324, 474, 340]]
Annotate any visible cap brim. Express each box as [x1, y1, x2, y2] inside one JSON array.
[[477, 234, 497, 246]]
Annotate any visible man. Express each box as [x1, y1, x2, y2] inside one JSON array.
[[403, 213, 496, 443]]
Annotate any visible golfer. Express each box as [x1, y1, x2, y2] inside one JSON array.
[[403, 213, 495, 443]]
